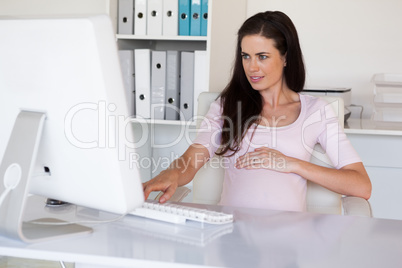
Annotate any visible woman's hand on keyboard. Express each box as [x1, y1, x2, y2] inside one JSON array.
[[143, 144, 210, 203], [143, 169, 179, 203]]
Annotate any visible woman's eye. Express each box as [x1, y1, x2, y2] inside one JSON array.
[[241, 54, 250, 59], [259, 55, 268, 60]]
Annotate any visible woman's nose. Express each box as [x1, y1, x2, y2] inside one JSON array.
[[249, 58, 259, 72]]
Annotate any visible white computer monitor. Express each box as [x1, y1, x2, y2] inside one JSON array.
[[0, 15, 144, 242]]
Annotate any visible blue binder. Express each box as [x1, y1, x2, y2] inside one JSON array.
[[201, 0, 208, 36], [179, 0, 190, 35], [190, 0, 201, 36]]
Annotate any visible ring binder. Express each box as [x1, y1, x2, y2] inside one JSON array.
[[201, 0, 208, 36], [147, 0, 163, 36], [163, 0, 178, 36], [134, 0, 147, 35], [179, 51, 195, 120], [135, 49, 151, 118], [190, 0, 201, 36], [165, 51, 181, 120], [179, 0, 191, 36], [118, 0, 134, 34]]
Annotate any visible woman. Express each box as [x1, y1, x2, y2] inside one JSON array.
[[143, 11, 371, 211]]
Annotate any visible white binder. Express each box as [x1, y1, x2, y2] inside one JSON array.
[[147, 0, 163, 36], [151, 51, 167, 120], [118, 50, 135, 116], [180, 51, 195, 121], [193, 50, 208, 118], [134, 49, 151, 119], [134, 0, 147, 35], [118, 0, 134, 34], [163, 0, 179, 36], [165, 51, 181, 120]]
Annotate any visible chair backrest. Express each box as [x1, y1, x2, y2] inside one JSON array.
[[192, 92, 345, 214], [193, 92, 225, 205]]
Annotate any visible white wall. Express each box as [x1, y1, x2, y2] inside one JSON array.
[[2, 0, 401, 119], [0, 0, 118, 31], [0, 0, 111, 15], [247, 0, 402, 119], [208, 0, 247, 93]]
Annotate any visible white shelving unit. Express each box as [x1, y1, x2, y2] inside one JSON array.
[[114, 0, 247, 181], [116, 20, 208, 182], [130, 118, 195, 126], [116, 34, 208, 41]]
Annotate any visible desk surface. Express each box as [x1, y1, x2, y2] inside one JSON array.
[[1, 195, 402, 268]]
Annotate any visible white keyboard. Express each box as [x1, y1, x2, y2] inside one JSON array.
[[129, 201, 234, 225]]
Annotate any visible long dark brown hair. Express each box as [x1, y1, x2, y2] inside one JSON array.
[[216, 11, 305, 156]]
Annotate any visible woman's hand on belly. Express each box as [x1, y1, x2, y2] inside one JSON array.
[[235, 146, 297, 173]]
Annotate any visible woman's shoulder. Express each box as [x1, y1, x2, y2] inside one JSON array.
[[300, 93, 329, 111], [201, 97, 222, 117], [211, 97, 222, 110], [300, 93, 342, 122]]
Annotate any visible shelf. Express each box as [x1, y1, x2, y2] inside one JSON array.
[[130, 118, 196, 126], [116, 34, 207, 42], [344, 118, 402, 136]]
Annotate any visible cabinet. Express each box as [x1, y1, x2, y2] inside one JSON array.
[[113, 0, 248, 181], [345, 118, 402, 220]]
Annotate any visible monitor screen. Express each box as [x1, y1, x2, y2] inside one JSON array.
[[0, 14, 144, 236]]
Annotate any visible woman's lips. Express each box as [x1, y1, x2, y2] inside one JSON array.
[[250, 76, 264, 83]]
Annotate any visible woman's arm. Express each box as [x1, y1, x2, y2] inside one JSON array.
[[235, 147, 372, 200], [295, 160, 371, 199], [143, 144, 210, 203]]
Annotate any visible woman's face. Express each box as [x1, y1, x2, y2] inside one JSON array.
[[241, 34, 286, 92]]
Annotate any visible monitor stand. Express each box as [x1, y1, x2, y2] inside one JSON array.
[[0, 111, 92, 243]]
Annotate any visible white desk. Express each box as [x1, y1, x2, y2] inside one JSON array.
[[1, 195, 402, 268]]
